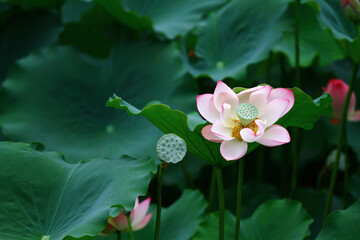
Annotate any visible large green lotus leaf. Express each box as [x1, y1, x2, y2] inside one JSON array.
[[106, 97, 225, 167], [59, 4, 115, 58], [0, 9, 62, 83], [92, 0, 226, 39], [311, 0, 357, 41], [61, 0, 94, 23], [193, 199, 313, 240], [67, 189, 207, 240], [0, 141, 156, 240], [274, 3, 344, 67], [308, 0, 360, 63], [316, 200, 360, 240], [0, 0, 64, 9], [107, 88, 332, 167], [181, 0, 292, 80], [0, 41, 198, 163]]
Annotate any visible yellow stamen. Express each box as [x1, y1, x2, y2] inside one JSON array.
[[231, 120, 243, 141], [231, 119, 259, 141], [246, 121, 259, 135]]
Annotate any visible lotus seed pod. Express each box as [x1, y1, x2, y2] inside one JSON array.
[[236, 103, 258, 126], [156, 134, 187, 164]]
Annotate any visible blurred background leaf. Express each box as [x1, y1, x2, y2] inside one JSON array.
[[181, 0, 292, 80], [316, 200, 360, 240], [0, 0, 65, 9], [92, 0, 226, 39], [0, 40, 198, 163], [0, 141, 156, 240], [193, 199, 313, 240], [0, 8, 62, 83]]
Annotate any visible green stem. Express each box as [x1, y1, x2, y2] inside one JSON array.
[[154, 162, 163, 240], [216, 168, 225, 240], [290, 127, 299, 194], [343, 133, 350, 209], [207, 167, 217, 213], [323, 63, 358, 220], [127, 215, 134, 240], [234, 159, 245, 240], [117, 231, 121, 240], [294, 0, 301, 88], [291, 0, 301, 195]]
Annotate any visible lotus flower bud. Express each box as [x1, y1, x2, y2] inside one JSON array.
[[101, 197, 153, 234], [323, 79, 360, 124], [341, 0, 360, 22]]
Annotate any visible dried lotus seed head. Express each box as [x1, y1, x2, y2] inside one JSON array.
[[156, 134, 187, 164]]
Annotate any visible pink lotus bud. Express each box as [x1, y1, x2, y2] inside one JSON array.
[[341, 0, 360, 22], [323, 79, 360, 124], [107, 197, 153, 232]]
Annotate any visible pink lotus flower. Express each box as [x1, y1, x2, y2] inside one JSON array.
[[105, 197, 153, 233], [323, 79, 360, 124], [196, 81, 294, 161]]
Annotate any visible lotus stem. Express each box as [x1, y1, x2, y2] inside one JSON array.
[[154, 162, 163, 240], [127, 215, 134, 240], [323, 63, 358, 220], [234, 158, 245, 240], [291, 0, 301, 194], [343, 133, 350, 209], [207, 167, 217, 213], [216, 168, 225, 240], [294, 0, 300, 87], [291, 127, 299, 193]]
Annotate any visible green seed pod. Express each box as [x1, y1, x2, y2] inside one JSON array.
[[236, 103, 258, 126], [156, 134, 187, 164]]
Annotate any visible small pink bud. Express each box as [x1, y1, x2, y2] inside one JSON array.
[[323, 79, 360, 123], [341, 0, 360, 22], [107, 197, 153, 232]]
